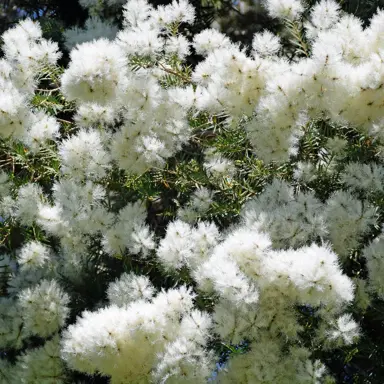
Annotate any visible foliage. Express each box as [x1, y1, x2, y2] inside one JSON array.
[[1, 0, 384, 383]]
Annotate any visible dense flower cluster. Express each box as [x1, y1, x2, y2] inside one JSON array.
[[0, 0, 384, 382]]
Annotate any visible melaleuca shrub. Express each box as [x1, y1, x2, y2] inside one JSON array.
[[1, 0, 384, 383]]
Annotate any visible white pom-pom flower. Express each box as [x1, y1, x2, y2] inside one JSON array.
[[61, 39, 127, 104], [18, 279, 70, 338]]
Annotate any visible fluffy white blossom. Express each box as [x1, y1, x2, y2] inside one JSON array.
[[242, 180, 327, 249], [61, 285, 214, 383], [217, 337, 316, 383], [37, 203, 66, 237], [252, 30, 281, 57], [326, 136, 348, 154], [74, 102, 118, 128], [165, 35, 191, 59], [17, 241, 51, 270], [203, 150, 237, 181], [18, 279, 70, 338], [61, 39, 127, 104], [192, 45, 266, 117], [305, 0, 341, 39], [263, 0, 304, 20], [153, 0, 195, 26], [362, 234, 384, 299], [193, 29, 232, 56], [58, 128, 111, 180], [0, 82, 31, 139], [177, 187, 213, 222], [341, 162, 384, 194], [194, 222, 355, 357], [64, 17, 118, 51], [0, 2, 381, 382], [107, 272, 155, 306], [110, 96, 190, 174], [2, 18, 61, 91], [117, 26, 163, 59], [22, 112, 60, 153], [13, 336, 66, 384], [195, 242, 262, 306], [157, 220, 220, 271], [122, 0, 153, 28], [0, 298, 28, 349], [293, 161, 318, 183], [325, 191, 377, 257], [102, 201, 155, 256], [326, 314, 360, 347], [14, 183, 44, 226]]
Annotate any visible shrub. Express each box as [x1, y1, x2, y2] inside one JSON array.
[[0, 0, 384, 382]]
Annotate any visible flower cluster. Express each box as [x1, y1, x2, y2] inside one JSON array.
[[62, 284, 214, 383], [0, 0, 383, 382]]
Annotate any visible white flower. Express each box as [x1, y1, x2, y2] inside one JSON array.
[[15, 183, 43, 226], [242, 182, 326, 249], [74, 102, 118, 128], [263, 0, 304, 20], [153, 0, 195, 26], [297, 359, 327, 383], [165, 35, 191, 59], [58, 128, 111, 180], [363, 235, 384, 299], [2, 18, 61, 84], [327, 314, 360, 346], [23, 111, 60, 152], [14, 337, 65, 383], [153, 336, 213, 383], [17, 241, 51, 270], [252, 30, 281, 57], [61, 39, 127, 104], [111, 124, 171, 174], [117, 27, 164, 59], [177, 187, 213, 222], [203, 152, 237, 181], [305, 0, 341, 39], [293, 161, 317, 183], [64, 17, 118, 51], [107, 272, 155, 306], [0, 82, 31, 139], [193, 29, 232, 56], [341, 162, 384, 194], [61, 286, 212, 383], [37, 203, 66, 236], [18, 279, 70, 338], [102, 201, 154, 256], [157, 220, 193, 270], [157, 220, 220, 271], [122, 0, 153, 28], [326, 137, 348, 154], [325, 191, 377, 257]]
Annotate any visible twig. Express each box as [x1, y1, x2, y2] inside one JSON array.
[[56, 118, 73, 125], [158, 62, 191, 83], [36, 87, 61, 94]]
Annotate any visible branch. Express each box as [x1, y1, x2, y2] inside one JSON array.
[[158, 62, 191, 83]]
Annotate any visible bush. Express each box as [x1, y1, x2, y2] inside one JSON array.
[[0, 0, 384, 383]]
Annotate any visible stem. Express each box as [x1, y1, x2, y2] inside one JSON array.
[[56, 118, 73, 125], [158, 62, 191, 83], [36, 87, 60, 93]]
